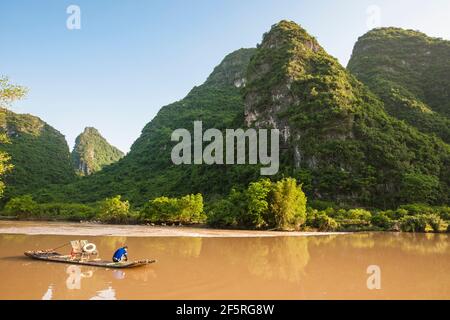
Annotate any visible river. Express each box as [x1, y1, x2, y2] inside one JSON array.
[[0, 221, 448, 300]]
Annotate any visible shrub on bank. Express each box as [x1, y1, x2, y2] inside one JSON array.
[[371, 212, 394, 230], [3, 195, 95, 220], [4, 195, 37, 218], [399, 203, 435, 215], [34, 202, 95, 221], [140, 193, 205, 224], [206, 198, 238, 227], [96, 195, 133, 224], [306, 210, 339, 231], [304, 203, 449, 233], [344, 209, 372, 221], [399, 214, 443, 233]]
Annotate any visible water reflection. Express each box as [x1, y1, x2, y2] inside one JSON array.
[[216, 237, 311, 283], [98, 237, 128, 252], [112, 270, 126, 280], [336, 233, 449, 255], [65, 265, 94, 290]]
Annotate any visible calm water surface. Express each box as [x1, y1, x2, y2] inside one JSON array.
[[0, 223, 448, 300]]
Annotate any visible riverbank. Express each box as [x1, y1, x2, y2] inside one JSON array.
[[0, 220, 346, 238]]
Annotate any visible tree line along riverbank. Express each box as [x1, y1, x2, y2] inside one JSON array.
[[0, 177, 449, 233]]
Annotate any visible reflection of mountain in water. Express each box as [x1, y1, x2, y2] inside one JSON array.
[[200, 237, 312, 284], [336, 233, 450, 255], [232, 237, 310, 283]]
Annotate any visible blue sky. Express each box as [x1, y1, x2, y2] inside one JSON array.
[[1, 0, 449, 152]]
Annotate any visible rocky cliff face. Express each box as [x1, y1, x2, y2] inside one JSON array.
[[71, 127, 124, 176], [244, 21, 355, 166], [0, 107, 75, 199]]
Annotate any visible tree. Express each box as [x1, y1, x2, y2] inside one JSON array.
[[270, 178, 307, 230], [4, 195, 37, 218], [245, 178, 272, 228], [0, 76, 28, 109], [0, 134, 13, 197], [0, 76, 27, 197], [177, 194, 204, 223], [206, 198, 238, 227], [345, 208, 372, 221], [141, 194, 205, 223], [400, 173, 440, 204], [97, 195, 130, 223]]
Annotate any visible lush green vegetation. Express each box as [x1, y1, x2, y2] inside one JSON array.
[[1, 193, 205, 225], [72, 127, 124, 176], [3, 195, 96, 221], [0, 133, 13, 198], [347, 27, 450, 143], [0, 107, 76, 201], [0, 76, 28, 109], [2, 178, 448, 233], [96, 195, 135, 223], [140, 194, 205, 224], [305, 202, 449, 232], [0, 77, 27, 198], [208, 178, 306, 230]]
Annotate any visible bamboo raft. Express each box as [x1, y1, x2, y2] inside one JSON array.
[[24, 251, 156, 269]]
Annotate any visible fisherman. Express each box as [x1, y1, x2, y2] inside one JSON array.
[[112, 246, 128, 263]]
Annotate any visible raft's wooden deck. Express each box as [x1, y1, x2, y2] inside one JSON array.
[[24, 251, 156, 269]]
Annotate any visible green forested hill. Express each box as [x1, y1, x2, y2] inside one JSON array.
[[72, 127, 124, 176], [242, 21, 449, 208], [0, 108, 75, 199], [33, 22, 450, 209], [347, 28, 450, 143]]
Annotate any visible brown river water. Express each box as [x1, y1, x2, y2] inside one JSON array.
[[0, 221, 448, 300]]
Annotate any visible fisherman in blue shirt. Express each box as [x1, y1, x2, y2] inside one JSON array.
[[112, 246, 128, 262]]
